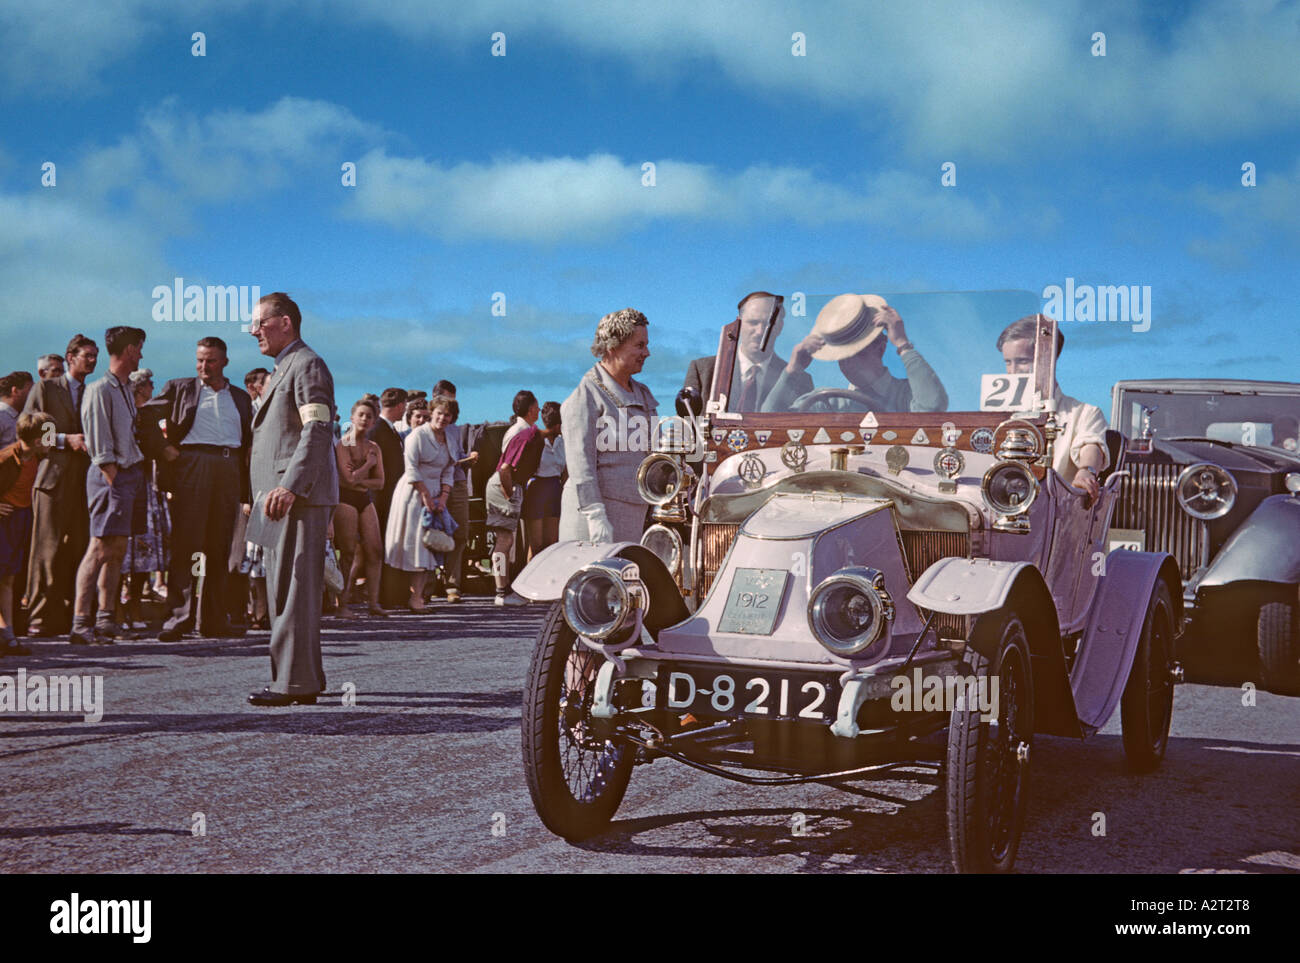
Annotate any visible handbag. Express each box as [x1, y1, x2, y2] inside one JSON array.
[[323, 538, 345, 593], [421, 511, 456, 553]]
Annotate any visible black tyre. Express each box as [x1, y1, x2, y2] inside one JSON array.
[[1258, 600, 1300, 696], [521, 601, 635, 840], [1121, 581, 1176, 771], [946, 610, 1035, 874]]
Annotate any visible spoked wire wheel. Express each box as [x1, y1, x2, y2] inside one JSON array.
[[947, 609, 1035, 873], [522, 602, 635, 839]]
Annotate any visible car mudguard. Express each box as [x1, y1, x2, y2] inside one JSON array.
[[908, 558, 1079, 737], [906, 557, 1032, 616], [511, 540, 689, 634], [1072, 550, 1181, 735], [1197, 494, 1300, 590]]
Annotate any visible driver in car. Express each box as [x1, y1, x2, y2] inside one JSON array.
[[683, 291, 811, 411], [763, 294, 948, 413]]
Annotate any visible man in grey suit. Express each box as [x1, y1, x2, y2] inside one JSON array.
[[683, 292, 812, 412], [22, 335, 95, 637], [246, 293, 338, 706]]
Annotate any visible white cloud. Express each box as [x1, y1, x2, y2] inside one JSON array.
[[7, 2, 1298, 157], [347, 150, 1008, 241]]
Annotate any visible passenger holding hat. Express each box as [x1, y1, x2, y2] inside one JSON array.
[[766, 294, 948, 412]]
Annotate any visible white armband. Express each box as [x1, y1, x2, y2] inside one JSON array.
[[299, 403, 330, 424]]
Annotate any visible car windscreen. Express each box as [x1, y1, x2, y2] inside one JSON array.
[[1117, 389, 1300, 453], [716, 289, 1040, 415]]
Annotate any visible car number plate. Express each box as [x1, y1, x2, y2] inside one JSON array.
[[659, 665, 838, 723], [717, 568, 788, 635], [1106, 527, 1146, 553]]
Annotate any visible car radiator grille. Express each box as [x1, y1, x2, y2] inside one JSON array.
[[697, 523, 741, 597], [900, 531, 970, 640], [696, 524, 970, 639], [1112, 463, 1207, 580]]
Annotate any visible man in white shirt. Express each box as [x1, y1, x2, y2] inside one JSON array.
[[997, 315, 1108, 503], [139, 337, 254, 641]]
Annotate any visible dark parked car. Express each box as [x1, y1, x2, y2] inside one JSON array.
[[1108, 379, 1300, 693]]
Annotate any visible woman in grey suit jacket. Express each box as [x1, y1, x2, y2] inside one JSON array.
[[558, 308, 657, 544]]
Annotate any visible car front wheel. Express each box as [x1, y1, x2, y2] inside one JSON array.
[[521, 601, 635, 840], [1121, 580, 1176, 771], [946, 609, 1035, 874], [1257, 600, 1300, 696]]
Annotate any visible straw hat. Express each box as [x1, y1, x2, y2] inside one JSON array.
[[810, 294, 888, 361]]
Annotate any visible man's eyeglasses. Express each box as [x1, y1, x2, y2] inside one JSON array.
[[249, 313, 284, 333]]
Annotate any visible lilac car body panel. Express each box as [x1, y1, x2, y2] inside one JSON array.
[[510, 539, 643, 601], [1071, 549, 1177, 733]]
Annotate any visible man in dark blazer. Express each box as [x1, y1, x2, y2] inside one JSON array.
[[22, 335, 96, 636], [138, 337, 253, 641], [372, 388, 407, 607], [245, 293, 338, 706], [683, 292, 812, 412], [372, 387, 407, 531]]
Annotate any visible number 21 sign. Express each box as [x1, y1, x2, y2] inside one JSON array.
[[980, 373, 1033, 412]]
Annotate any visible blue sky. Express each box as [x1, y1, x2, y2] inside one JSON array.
[[2, 0, 1298, 423]]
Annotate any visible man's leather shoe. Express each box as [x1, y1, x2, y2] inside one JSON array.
[[69, 630, 94, 646], [157, 627, 185, 642], [248, 688, 318, 707], [1, 641, 32, 656]]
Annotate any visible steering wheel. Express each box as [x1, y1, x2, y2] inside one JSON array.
[[789, 388, 879, 412]]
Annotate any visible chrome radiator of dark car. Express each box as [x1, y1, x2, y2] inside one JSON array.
[[1112, 462, 1207, 579]]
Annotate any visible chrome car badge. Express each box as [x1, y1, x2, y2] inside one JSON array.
[[933, 447, 966, 493], [886, 444, 909, 475], [711, 428, 727, 445], [941, 421, 960, 447], [970, 427, 995, 454], [738, 453, 766, 489], [812, 427, 831, 444], [911, 428, 930, 445], [754, 429, 772, 445], [786, 428, 805, 442], [780, 440, 808, 473], [727, 428, 750, 451]]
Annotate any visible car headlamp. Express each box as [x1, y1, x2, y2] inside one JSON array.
[[562, 558, 646, 643], [636, 453, 691, 506], [1176, 463, 1237, 520], [808, 567, 894, 657], [983, 460, 1038, 515], [640, 524, 682, 576]]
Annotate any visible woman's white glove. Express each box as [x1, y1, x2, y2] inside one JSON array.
[[579, 503, 615, 543]]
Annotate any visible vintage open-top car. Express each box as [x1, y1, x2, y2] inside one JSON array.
[[515, 301, 1183, 873], [1108, 379, 1300, 693]]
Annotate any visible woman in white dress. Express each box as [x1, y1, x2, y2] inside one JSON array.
[[384, 396, 455, 611]]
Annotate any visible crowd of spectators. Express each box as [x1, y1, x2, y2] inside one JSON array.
[[0, 329, 564, 655]]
